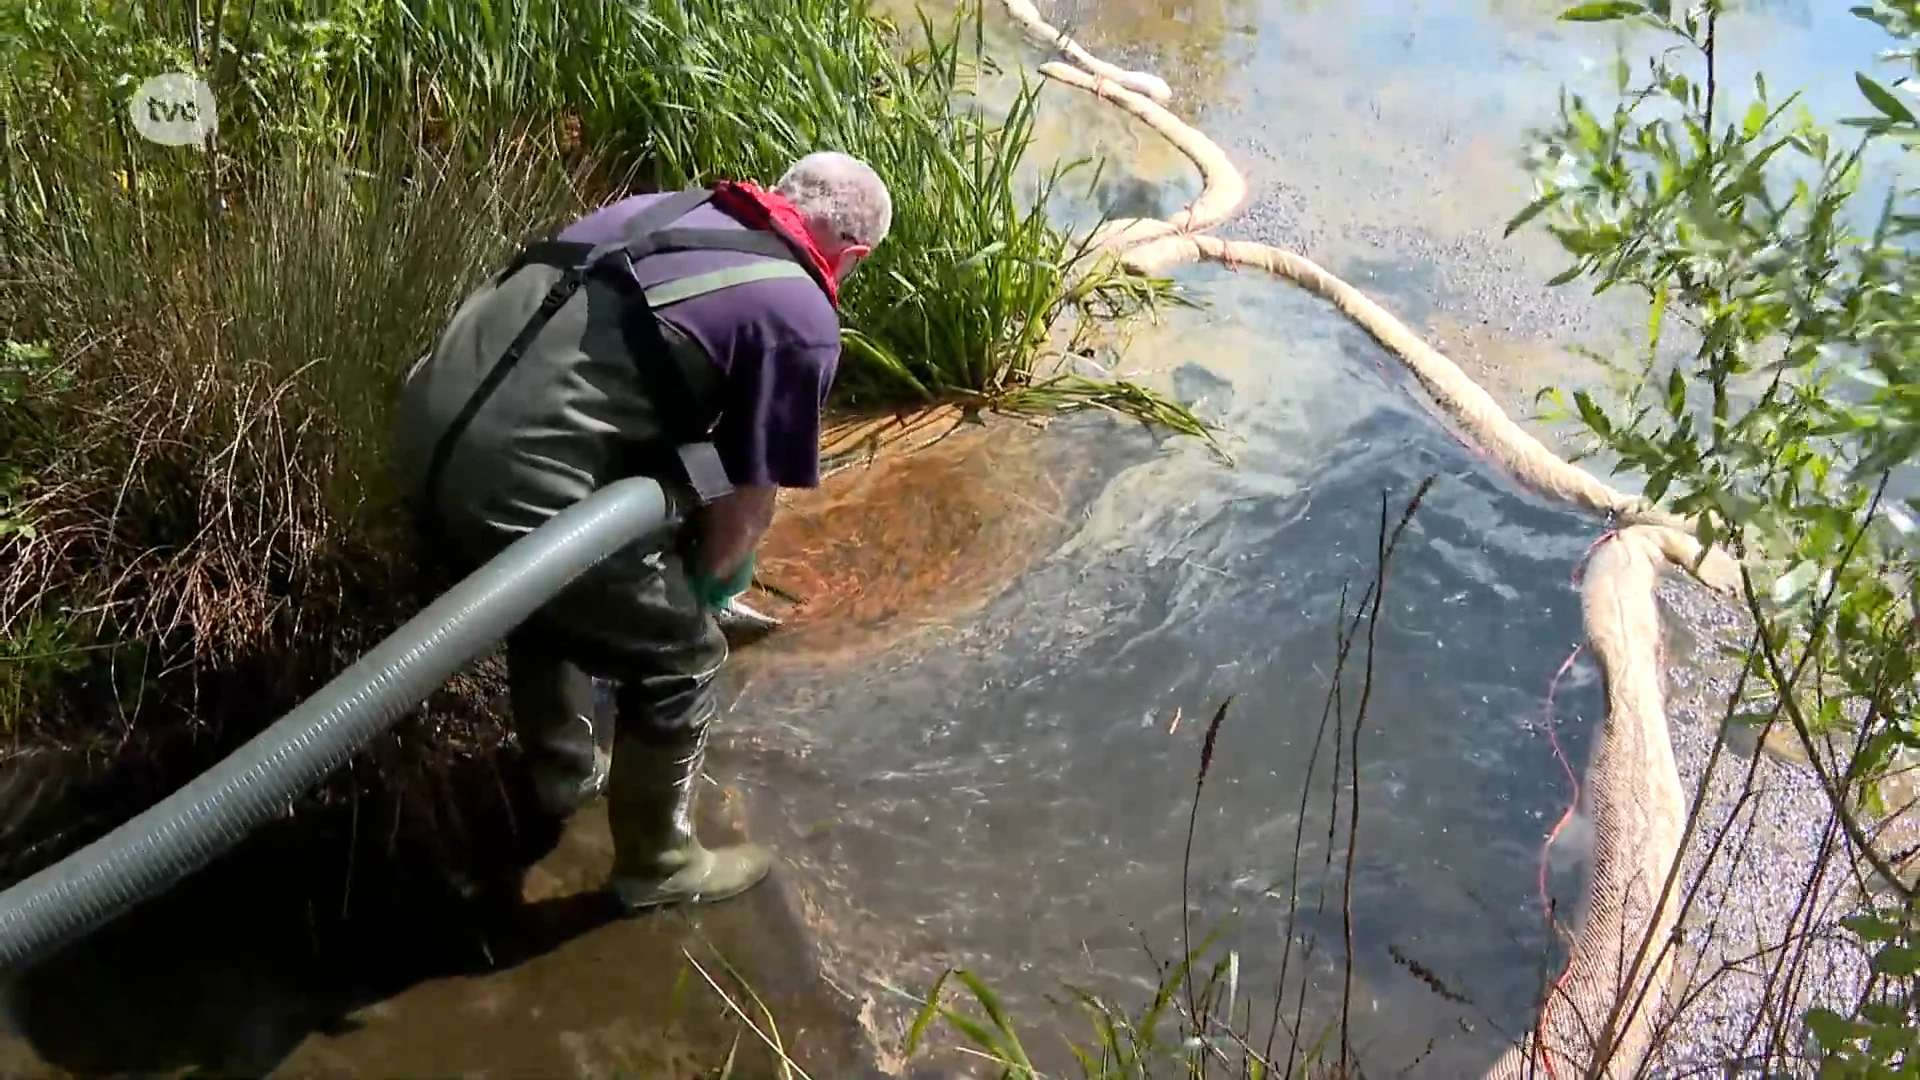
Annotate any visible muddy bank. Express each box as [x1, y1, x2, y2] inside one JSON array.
[[274, 798, 884, 1079], [0, 702, 885, 1080]]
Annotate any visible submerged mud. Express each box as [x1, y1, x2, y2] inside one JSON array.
[[275, 796, 883, 1079], [751, 412, 1138, 661]]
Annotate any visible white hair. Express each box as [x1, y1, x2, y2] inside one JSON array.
[[774, 151, 892, 250]]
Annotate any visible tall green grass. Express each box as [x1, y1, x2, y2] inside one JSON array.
[[337, 0, 1181, 406], [2, 0, 1195, 410]]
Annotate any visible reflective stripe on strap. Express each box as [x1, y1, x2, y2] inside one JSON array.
[[642, 259, 814, 308]]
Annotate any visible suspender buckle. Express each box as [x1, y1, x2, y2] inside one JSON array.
[[540, 272, 582, 313]]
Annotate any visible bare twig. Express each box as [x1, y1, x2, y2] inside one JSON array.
[[1269, 579, 1359, 1070], [1339, 476, 1435, 1074], [1182, 695, 1237, 1029]]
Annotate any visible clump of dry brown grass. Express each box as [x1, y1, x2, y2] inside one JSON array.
[[0, 125, 603, 874]]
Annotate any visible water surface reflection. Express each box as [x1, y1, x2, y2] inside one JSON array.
[[720, 263, 1613, 1074]]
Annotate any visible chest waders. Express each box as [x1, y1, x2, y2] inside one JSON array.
[[414, 186, 826, 539], [405, 189, 830, 912]]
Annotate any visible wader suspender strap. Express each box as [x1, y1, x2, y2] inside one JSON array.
[[619, 259, 814, 506], [417, 188, 820, 526]]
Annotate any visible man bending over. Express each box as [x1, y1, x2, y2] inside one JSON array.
[[396, 151, 891, 910]]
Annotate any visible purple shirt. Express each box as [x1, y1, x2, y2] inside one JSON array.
[[558, 192, 841, 489]]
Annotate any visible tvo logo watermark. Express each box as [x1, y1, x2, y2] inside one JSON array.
[[129, 73, 218, 148]]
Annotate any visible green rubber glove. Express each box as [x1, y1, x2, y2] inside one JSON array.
[[689, 551, 756, 611]]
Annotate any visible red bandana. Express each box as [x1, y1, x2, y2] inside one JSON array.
[[708, 180, 840, 308]]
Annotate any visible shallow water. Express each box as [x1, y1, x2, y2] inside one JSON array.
[[712, 0, 1912, 1073], [1003, 0, 1907, 399], [3, 1, 1910, 1077], [724, 264, 1612, 1073]]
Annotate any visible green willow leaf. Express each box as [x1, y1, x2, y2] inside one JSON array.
[[1560, 1, 1647, 21], [1857, 71, 1918, 124], [1505, 192, 1560, 237]]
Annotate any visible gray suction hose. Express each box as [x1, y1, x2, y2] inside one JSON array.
[[0, 476, 671, 976]]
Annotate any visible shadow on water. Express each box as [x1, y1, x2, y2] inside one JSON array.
[[0, 739, 882, 1079]]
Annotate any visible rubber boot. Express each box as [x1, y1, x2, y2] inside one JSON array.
[[605, 721, 772, 911], [507, 637, 612, 817]]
